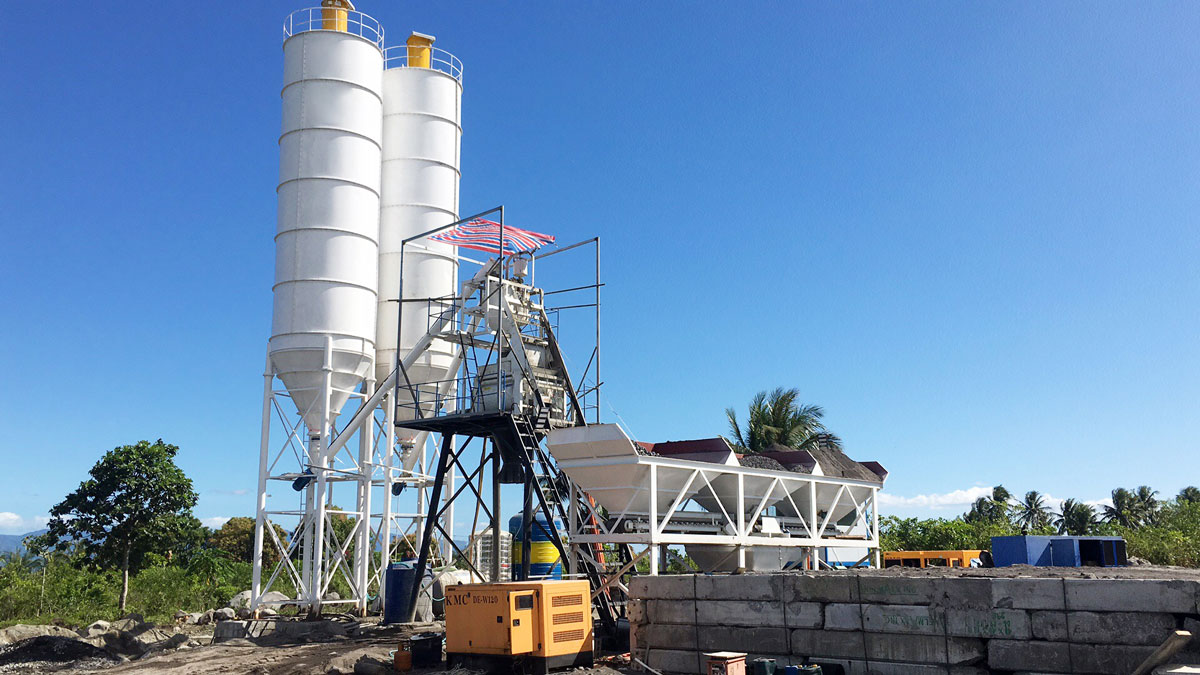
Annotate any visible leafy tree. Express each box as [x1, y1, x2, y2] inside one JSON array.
[[880, 515, 1019, 552], [1120, 500, 1200, 567], [1103, 488, 1140, 528], [209, 517, 289, 566], [725, 387, 839, 453], [1015, 491, 1052, 532], [1179, 486, 1200, 505], [34, 440, 198, 611], [1054, 498, 1098, 536]]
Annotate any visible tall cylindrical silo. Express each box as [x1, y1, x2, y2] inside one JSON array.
[[377, 34, 462, 412], [271, 10, 384, 431]]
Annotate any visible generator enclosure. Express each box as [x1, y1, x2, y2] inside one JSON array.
[[445, 580, 593, 674]]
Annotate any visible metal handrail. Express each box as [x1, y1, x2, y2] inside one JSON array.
[[282, 7, 385, 47], [383, 46, 464, 82], [394, 371, 512, 418]]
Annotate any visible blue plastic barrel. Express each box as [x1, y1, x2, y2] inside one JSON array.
[[383, 562, 417, 624], [508, 514, 563, 580]]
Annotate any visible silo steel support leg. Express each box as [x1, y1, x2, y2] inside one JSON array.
[[250, 355, 273, 614], [354, 378, 375, 616]]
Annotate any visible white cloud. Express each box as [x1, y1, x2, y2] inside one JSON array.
[[879, 488, 1114, 517], [878, 486, 995, 510], [201, 516, 232, 529], [1036, 493, 1113, 513], [0, 513, 49, 535]]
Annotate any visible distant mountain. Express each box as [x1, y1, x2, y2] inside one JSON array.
[[0, 530, 48, 554]]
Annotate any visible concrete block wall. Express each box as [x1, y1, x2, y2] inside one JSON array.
[[629, 573, 1200, 675]]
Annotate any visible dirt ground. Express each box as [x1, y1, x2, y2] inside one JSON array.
[[64, 620, 633, 675]]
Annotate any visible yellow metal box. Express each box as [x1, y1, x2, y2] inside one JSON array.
[[445, 580, 593, 674]]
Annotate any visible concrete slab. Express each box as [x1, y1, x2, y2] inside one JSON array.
[[697, 600, 783, 627], [647, 599, 697, 625], [628, 598, 646, 624], [698, 626, 788, 654], [937, 578, 993, 610], [786, 574, 857, 603], [988, 640, 1071, 673], [946, 608, 1031, 640], [784, 601, 823, 629], [825, 603, 863, 631], [862, 605, 946, 636], [696, 574, 785, 601], [1069, 643, 1158, 675], [637, 623, 698, 651], [632, 575, 696, 601], [992, 577, 1066, 610], [791, 628, 867, 660], [865, 633, 984, 665], [1031, 611, 1068, 641], [858, 576, 938, 605], [1067, 611, 1178, 646], [1064, 579, 1198, 614], [212, 621, 249, 642]]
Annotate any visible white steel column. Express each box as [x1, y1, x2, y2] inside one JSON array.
[[808, 480, 819, 570], [647, 464, 659, 575], [354, 377, 375, 616], [871, 487, 881, 568], [250, 353, 273, 612], [308, 337, 334, 615], [736, 473, 746, 569]]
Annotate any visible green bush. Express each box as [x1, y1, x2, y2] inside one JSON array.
[[881, 515, 1053, 553], [1123, 501, 1200, 567]]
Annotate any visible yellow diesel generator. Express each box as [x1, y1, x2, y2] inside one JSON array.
[[444, 580, 593, 674]]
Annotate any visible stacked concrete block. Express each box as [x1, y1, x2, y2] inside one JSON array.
[[629, 572, 1200, 675]]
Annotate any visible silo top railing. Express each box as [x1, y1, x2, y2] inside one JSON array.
[[283, 7, 385, 47], [384, 46, 464, 82]]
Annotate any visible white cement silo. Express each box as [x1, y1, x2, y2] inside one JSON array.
[[376, 34, 462, 400], [271, 13, 384, 431]]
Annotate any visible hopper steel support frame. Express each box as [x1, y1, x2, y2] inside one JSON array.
[[559, 454, 882, 578]]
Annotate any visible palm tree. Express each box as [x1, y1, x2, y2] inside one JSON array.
[[992, 485, 1013, 505], [1134, 485, 1160, 526], [1054, 499, 1098, 536], [1015, 491, 1051, 532], [1178, 486, 1200, 505], [725, 388, 839, 453], [0, 550, 41, 573], [964, 485, 1012, 524], [1103, 488, 1140, 528]]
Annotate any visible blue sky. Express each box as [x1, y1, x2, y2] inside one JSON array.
[[1, 3, 1198, 534]]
